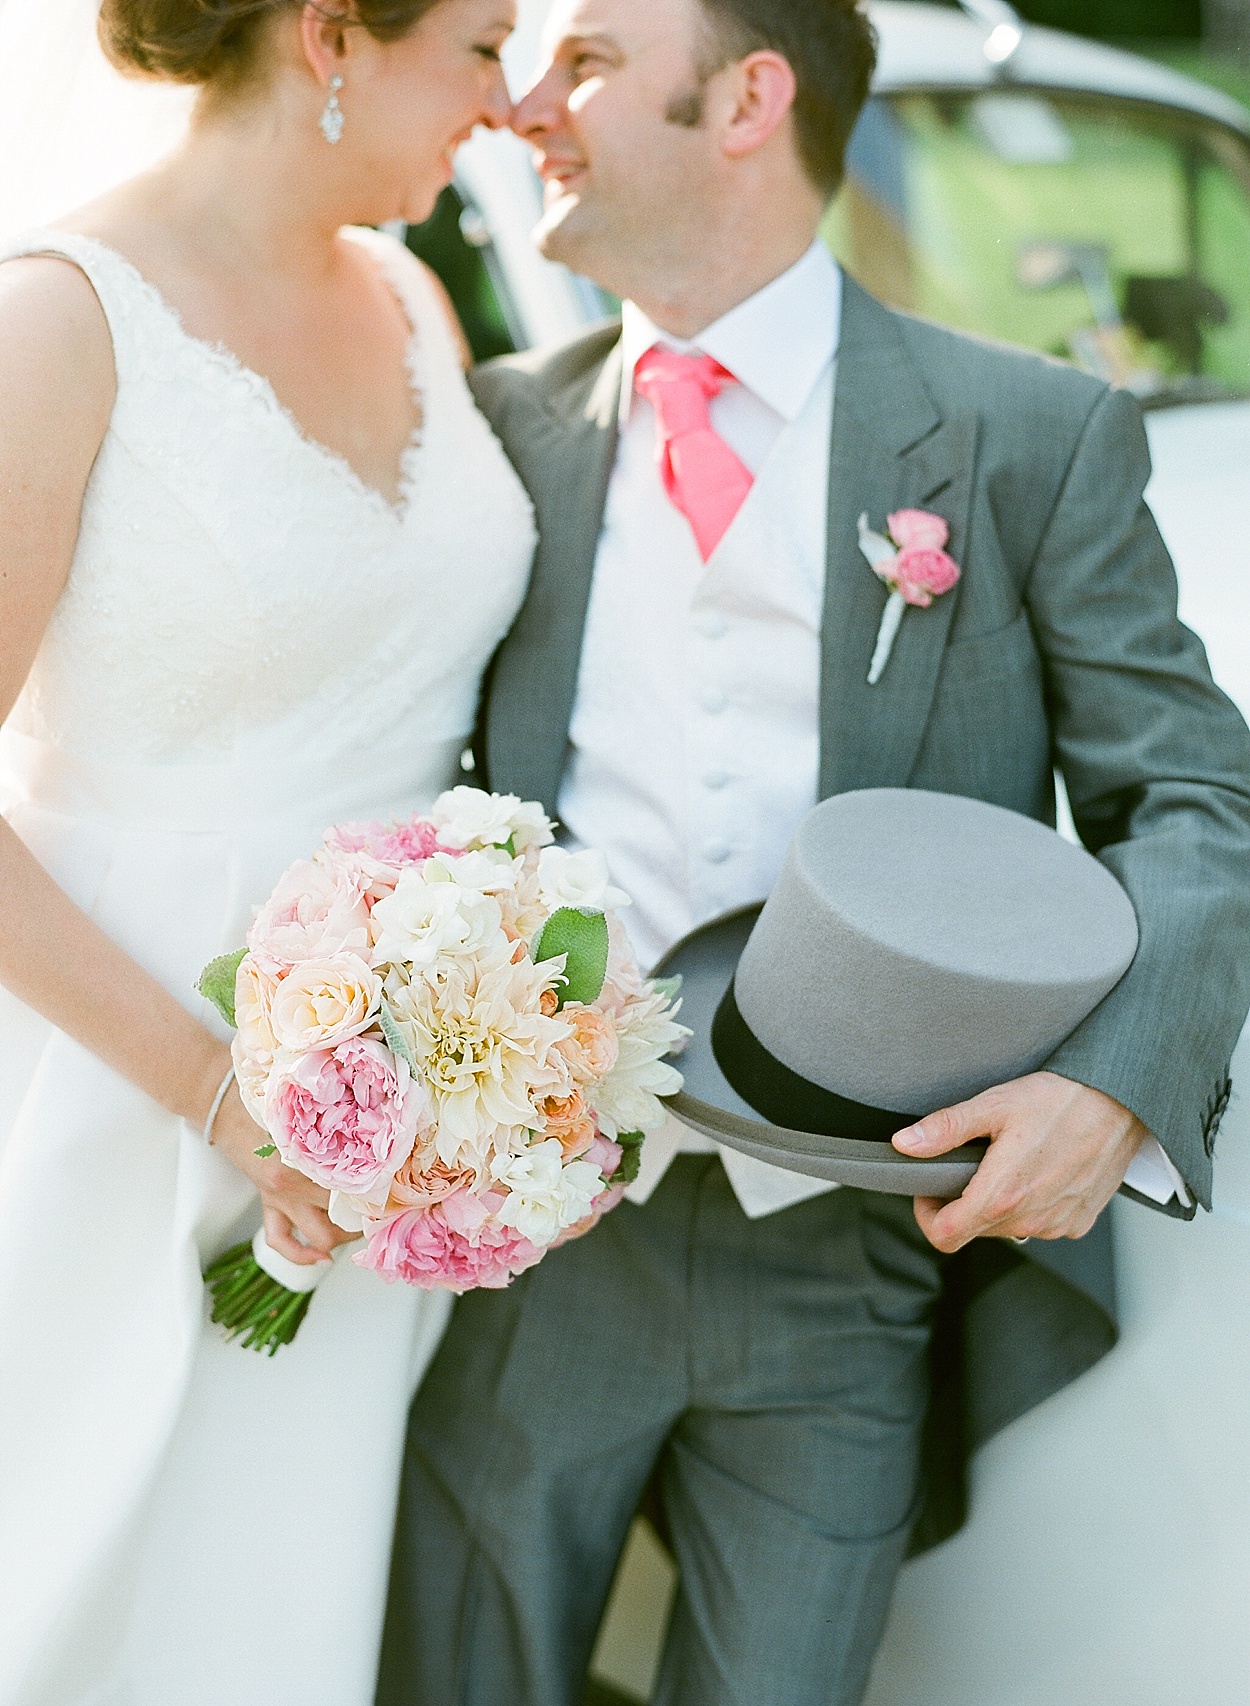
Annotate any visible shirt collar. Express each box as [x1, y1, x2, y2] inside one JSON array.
[[620, 242, 842, 427]]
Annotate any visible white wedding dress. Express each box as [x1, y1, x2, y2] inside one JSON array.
[[0, 226, 536, 1706]]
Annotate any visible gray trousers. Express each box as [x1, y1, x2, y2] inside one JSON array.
[[376, 1157, 944, 1706]]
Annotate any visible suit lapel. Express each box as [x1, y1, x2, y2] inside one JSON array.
[[819, 281, 980, 799], [486, 345, 622, 812]]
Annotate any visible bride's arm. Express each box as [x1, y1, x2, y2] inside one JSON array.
[[0, 258, 349, 1264]]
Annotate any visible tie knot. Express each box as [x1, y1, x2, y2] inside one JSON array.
[[634, 346, 735, 438]]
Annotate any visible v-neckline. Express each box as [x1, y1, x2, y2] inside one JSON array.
[[56, 228, 426, 523]]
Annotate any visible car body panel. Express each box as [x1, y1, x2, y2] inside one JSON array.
[[1146, 401, 1250, 717]]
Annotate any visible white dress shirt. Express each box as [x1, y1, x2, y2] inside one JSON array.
[[558, 241, 1185, 1217]]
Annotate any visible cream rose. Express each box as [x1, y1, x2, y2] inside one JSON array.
[[268, 953, 382, 1053]]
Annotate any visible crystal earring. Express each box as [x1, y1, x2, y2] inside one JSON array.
[[320, 74, 345, 145]]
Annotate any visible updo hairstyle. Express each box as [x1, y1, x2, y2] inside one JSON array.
[[99, 0, 443, 89]]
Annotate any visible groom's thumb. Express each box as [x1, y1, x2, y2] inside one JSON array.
[[893, 1096, 992, 1157]]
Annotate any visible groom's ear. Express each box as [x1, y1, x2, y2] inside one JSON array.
[[717, 50, 798, 162]]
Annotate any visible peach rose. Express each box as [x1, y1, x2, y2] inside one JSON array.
[[538, 1090, 597, 1159], [557, 1004, 620, 1087]]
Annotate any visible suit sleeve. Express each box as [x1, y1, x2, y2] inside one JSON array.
[[1029, 385, 1250, 1208]]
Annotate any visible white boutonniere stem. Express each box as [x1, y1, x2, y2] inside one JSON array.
[[868, 591, 908, 686]]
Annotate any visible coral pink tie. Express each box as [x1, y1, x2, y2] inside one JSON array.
[[634, 345, 755, 563]]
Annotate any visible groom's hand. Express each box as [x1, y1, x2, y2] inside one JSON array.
[[892, 1071, 1148, 1254]]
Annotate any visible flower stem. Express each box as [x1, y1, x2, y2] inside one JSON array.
[[204, 1243, 314, 1355]]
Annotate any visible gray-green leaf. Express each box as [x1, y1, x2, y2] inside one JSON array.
[[532, 907, 610, 1009], [197, 948, 248, 1030], [380, 1002, 418, 1074], [651, 976, 683, 1001]]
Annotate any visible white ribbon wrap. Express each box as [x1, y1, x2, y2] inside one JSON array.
[[251, 1228, 335, 1296]]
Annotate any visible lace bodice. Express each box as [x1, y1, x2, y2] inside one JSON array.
[[0, 227, 536, 775]]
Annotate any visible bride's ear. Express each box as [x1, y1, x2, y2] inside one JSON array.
[[299, 1, 353, 85]]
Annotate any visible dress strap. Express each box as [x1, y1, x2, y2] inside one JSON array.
[[345, 225, 466, 387]]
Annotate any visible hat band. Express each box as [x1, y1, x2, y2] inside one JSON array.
[[712, 984, 924, 1143]]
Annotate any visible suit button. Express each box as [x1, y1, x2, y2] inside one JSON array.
[[701, 687, 728, 714], [703, 839, 732, 864], [694, 611, 728, 639], [703, 769, 731, 790]]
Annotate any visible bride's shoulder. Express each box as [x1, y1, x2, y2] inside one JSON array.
[[0, 245, 116, 414]]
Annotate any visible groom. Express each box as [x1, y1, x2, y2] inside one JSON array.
[[377, 0, 1250, 1701]]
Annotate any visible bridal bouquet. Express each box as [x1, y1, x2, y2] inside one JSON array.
[[198, 788, 688, 1353]]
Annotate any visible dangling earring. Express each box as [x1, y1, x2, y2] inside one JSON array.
[[320, 74, 345, 145]]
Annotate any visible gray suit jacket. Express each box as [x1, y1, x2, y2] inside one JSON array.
[[469, 277, 1250, 1546]]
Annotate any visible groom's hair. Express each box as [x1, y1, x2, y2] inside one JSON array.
[[671, 0, 877, 197]]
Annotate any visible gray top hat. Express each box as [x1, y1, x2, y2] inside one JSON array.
[[656, 789, 1139, 1196]]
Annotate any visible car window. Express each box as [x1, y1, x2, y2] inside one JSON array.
[[405, 186, 523, 363], [826, 91, 1250, 406]]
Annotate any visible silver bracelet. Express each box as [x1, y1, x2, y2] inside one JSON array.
[[202, 1066, 236, 1146]]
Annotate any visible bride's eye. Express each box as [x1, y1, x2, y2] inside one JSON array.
[[474, 44, 503, 64]]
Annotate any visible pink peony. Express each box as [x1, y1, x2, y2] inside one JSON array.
[[248, 859, 371, 977], [356, 1185, 546, 1291], [892, 546, 962, 609], [888, 508, 950, 552], [265, 1036, 427, 1196], [323, 817, 448, 870]]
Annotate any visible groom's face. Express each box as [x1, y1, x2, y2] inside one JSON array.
[[512, 0, 724, 290]]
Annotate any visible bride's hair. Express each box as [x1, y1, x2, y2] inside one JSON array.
[[99, 0, 440, 88]]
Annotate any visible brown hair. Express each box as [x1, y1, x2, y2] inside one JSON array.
[[99, 0, 444, 89], [689, 0, 877, 196]]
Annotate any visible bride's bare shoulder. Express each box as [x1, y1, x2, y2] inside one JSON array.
[[0, 254, 116, 439]]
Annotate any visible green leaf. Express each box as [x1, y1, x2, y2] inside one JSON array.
[[380, 1001, 418, 1074], [532, 907, 610, 1009], [254, 1143, 278, 1159], [197, 948, 248, 1030], [611, 1131, 645, 1186]]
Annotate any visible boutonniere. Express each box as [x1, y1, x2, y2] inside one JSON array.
[[858, 509, 962, 685]]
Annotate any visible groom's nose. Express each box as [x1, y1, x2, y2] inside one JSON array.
[[511, 66, 566, 142]]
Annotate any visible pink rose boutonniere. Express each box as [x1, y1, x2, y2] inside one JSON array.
[[858, 508, 962, 685]]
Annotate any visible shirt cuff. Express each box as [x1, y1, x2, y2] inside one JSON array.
[[1123, 1134, 1191, 1207]]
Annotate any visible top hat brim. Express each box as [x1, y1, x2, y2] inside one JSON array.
[[654, 907, 985, 1199]]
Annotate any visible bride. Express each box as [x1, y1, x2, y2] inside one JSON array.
[[0, 2, 535, 1702]]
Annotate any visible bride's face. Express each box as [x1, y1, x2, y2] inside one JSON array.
[[338, 0, 516, 225]]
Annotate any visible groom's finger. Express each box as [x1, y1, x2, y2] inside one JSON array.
[[892, 1090, 1002, 1157]]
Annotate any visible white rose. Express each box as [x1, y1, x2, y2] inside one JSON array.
[[432, 787, 555, 854], [537, 846, 631, 915], [369, 869, 504, 971], [267, 953, 382, 1052], [425, 848, 518, 895], [492, 1140, 603, 1246]]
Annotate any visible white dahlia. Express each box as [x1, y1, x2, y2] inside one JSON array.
[[383, 944, 573, 1169], [593, 989, 691, 1139]]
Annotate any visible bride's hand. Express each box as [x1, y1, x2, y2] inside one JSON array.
[[210, 1081, 357, 1267]]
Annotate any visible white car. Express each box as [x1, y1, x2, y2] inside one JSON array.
[[413, 0, 1250, 715]]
